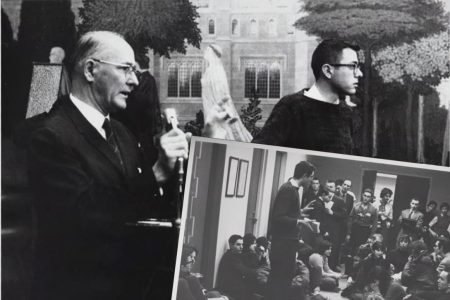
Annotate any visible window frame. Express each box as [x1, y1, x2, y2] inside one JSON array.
[[208, 19, 216, 35], [167, 57, 203, 99], [242, 58, 283, 100], [249, 19, 258, 37], [268, 18, 277, 37], [231, 18, 240, 36]]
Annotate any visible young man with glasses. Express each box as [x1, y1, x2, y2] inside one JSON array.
[[28, 31, 189, 299], [253, 39, 363, 155]]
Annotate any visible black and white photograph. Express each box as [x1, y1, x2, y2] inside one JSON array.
[[173, 137, 450, 300], [2, 0, 450, 299]]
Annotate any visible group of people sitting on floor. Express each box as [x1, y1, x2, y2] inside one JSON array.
[[178, 235, 450, 300], [177, 179, 450, 300]]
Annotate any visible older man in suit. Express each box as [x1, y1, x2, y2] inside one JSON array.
[[28, 31, 189, 300]]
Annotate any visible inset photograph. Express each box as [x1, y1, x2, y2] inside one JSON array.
[[173, 137, 450, 300]]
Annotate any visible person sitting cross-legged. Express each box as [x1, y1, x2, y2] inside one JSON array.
[[401, 240, 438, 298], [309, 238, 342, 292]]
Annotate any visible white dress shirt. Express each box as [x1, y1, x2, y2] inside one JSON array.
[[70, 94, 109, 139]]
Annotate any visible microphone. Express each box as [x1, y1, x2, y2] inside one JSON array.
[[163, 108, 184, 194]]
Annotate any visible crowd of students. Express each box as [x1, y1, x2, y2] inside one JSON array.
[[177, 179, 450, 300]]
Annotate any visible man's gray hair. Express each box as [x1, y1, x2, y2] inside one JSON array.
[[68, 31, 125, 77]]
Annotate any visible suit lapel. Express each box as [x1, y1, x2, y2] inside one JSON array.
[[61, 97, 125, 174]]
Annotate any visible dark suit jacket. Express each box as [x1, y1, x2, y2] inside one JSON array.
[[398, 209, 424, 239], [343, 192, 355, 218], [302, 187, 320, 209], [321, 195, 346, 236], [28, 96, 172, 299]]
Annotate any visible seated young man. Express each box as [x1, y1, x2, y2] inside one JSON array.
[[216, 235, 256, 300], [387, 235, 410, 274], [401, 240, 438, 296]]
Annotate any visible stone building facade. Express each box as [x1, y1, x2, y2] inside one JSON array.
[[2, 0, 318, 125], [155, 0, 317, 124]]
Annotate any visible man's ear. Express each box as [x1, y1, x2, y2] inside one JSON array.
[[84, 59, 96, 83], [321, 64, 333, 79]]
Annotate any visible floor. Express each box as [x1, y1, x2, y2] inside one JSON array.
[[319, 278, 347, 300]]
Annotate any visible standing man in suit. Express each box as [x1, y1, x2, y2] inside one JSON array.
[[28, 31, 190, 300], [322, 180, 347, 271], [341, 180, 356, 213], [113, 50, 162, 167], [397, 198, 424, 244], [267, 161, 316, 300]]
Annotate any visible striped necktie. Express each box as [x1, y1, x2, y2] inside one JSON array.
[[102, 118, 124, 170]]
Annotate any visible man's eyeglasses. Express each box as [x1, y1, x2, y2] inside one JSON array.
[[329, 62, 361, 76], [91, 58, 138, 77]]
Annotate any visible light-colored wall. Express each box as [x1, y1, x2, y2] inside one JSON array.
[[305, 154, 450, 205], [254, 149, 276, 236], [283, 152, 308, 183], [213, 143, 254, 285]]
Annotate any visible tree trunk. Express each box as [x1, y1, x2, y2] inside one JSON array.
[[443, 104, 450, 166], [406, 87, 414, 161], [362, 48, 372, 156], [417, 94, 425, 163], [372, 96, 379, 157]]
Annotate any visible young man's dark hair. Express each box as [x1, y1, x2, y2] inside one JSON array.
[[316, 238, 332, 255], [409, 240, 428, 257], [442, 239, 450, 254], [363, 188, 374, 196], [181, 244, 198, 266], [135, 50, 150, 69], [371, 241, 386, 253], [256, 236, 269, 250], [335, 179, 344, 187], [440, 202, 449, 210], [243, 233, 256, 250], [318, 185, 329, 197], [398, 235, 410, 245], [228, 234, 243, 245], [311, 39, 360, 80], [380, 188, 393, 198], [428, 200, 438, 207], [293, 161, 316, 179]]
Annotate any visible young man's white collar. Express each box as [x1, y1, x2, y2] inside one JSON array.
[[304, 83, 339, 105], [304, 83, 356, 107], [289, 178, 300, 188], [70, 93, 108, 139]]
